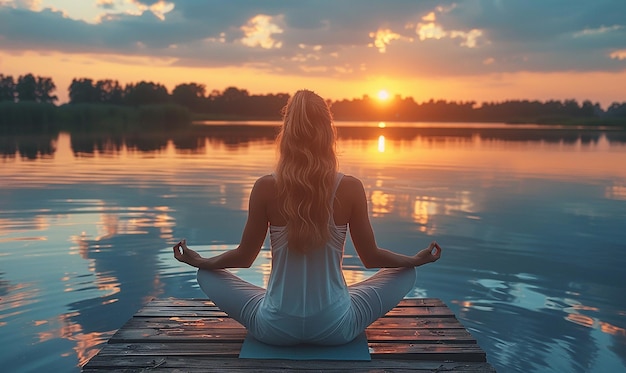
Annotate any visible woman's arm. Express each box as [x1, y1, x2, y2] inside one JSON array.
[[346, 177, 441, 268], [173, 176, 270, 269]]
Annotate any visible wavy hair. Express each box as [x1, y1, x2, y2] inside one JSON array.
[[275, 90, 338, 252]]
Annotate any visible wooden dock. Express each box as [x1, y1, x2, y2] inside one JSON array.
[[82, 298, 495, 372]]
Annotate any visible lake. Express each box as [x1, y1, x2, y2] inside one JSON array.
[[1, 122, 625, 372]]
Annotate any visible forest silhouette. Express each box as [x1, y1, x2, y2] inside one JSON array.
[[1, 72, 626, 134]]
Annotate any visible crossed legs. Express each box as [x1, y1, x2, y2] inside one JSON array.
[[196, 266, 417, 343]]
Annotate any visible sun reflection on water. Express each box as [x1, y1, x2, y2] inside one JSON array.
[[377, 135, 385, 152]]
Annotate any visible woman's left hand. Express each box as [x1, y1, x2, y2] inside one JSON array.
[[173, 239, 201, 266], [413, 241, 442, 265]]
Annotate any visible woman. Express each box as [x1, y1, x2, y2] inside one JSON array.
[[173, 89, 442, 346]]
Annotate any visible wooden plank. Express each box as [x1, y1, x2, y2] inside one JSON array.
[[138, 304, 222, 312], [366, 328, 476, 342], [119, 316, 466, 330], [146, 299, 217, 307], [109, 326, 474, 344], [133, 305, 454, 318], [397, 298, 446, 307], [109, 328, 248, 343], [144, 297, 445, 308], [369, 342, 486, 361], [83, 355, 496, 372], [89, 342, 244, 357], [120, 317, 245, 329], [108, 328, 475, 344], [93, 341, 485, 360], [369, 316, 466, 329], [135, 308, 227, 317], [385, 306, 455, 317]]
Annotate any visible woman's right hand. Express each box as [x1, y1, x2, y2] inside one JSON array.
[[173, 239, 202, 267]]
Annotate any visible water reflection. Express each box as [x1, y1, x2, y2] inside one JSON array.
[[3, 123, 626, 160], [606, 184, 626, 200], [0, 132, 58, 160], [377, 135, 385, 152], [452, 268, 626, 372], [0, 124, 625, 372]]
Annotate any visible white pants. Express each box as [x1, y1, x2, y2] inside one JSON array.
[[197, 267, 417, 345]]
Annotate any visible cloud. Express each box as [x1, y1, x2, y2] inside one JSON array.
[[369, 29, 404, 53], [9, 0, 41, 10], [96, 0, 115, 10], [240, 14, 283, 49], [129, 0, 174, 20], [0, 0, 625, 79]]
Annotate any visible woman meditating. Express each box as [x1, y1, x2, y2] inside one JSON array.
[[173, 89, 442, 346]]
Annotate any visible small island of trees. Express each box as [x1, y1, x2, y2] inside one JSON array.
[[1, 72, 625, 134]]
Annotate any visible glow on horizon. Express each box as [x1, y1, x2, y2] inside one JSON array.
[[3, 49, 626, 107], [377, 90, 390, 101]]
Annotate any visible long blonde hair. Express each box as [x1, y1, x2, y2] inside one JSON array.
[[275, 90, 338, 252]]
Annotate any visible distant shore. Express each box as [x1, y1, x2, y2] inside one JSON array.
[[1, 101, 625, 135]]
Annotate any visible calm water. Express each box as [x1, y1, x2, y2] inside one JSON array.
[[1, 122, 625, 373]]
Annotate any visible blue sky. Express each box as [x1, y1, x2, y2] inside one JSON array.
[[1, 0, 625, 105]]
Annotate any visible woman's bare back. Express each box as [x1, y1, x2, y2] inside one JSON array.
[[258, 174, 361, 227]]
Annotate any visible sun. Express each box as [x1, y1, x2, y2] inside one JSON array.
[[377, 89, 390, 101]]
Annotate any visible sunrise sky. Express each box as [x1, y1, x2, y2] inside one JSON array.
[[1, 0, 625, 107]]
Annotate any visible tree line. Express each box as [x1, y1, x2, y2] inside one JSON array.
[[65, 78, 289, 119], [332, 96, 626, 124], [0, 73, 57, 103], [1, 72, 625, 127]]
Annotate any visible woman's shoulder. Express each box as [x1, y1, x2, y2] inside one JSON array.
[[337, 174, 365, 198], [255, 174, 276, 186], [339, 174, 364, 188], [257, 174, 276, 184]]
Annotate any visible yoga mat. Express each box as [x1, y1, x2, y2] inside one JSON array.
[[239, 332, 371, 361]]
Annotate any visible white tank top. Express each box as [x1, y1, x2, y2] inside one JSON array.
[[261, 173, 350, 319]]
